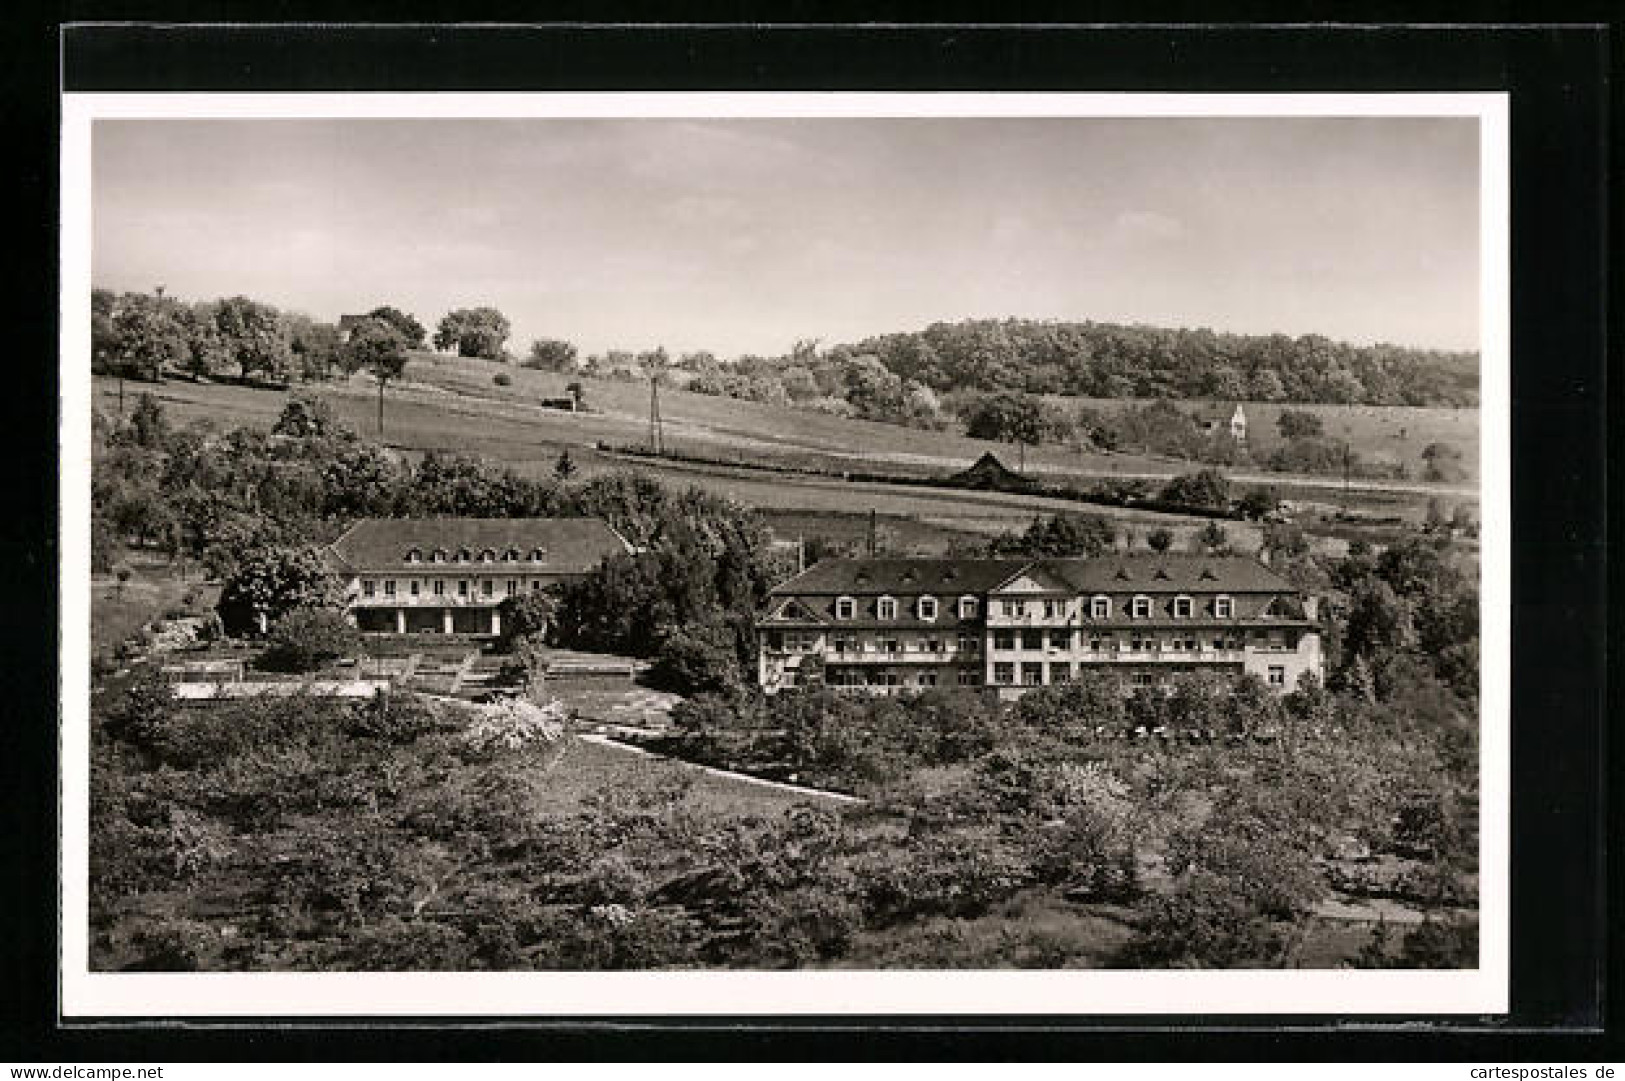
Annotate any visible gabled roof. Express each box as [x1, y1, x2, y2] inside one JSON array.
[[326, 517, 631, 573], [768, 558, 1034, 597], [947, 452, 1041, 492], [1048, 554, 1293, 594], [770, 554, 1296, 599]]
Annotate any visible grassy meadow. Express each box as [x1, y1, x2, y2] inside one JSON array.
[[91, 356, 1476, 556]]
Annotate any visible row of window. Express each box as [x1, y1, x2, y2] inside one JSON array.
[[822, 669, 984, 689], [832, 595, 974, 621], [827, 593, 1238, 622], [989, 630, 1260, 652], [996, 595, 1236, 620], [769, 629, 1282, 654], [827, 632, 981, 655], [989, 662, 1289, 687], [359, 577, 547, 600], [402, 546, 548, 565]]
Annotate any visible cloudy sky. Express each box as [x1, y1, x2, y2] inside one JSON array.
[[92, 116, 1481, 357]]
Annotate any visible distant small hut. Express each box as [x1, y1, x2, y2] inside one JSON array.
[[948, 452, 1041, 493]]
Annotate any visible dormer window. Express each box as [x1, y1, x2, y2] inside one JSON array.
[[917, 596, 938, 621], [431, 548, 446, 564], [479, 548, 496, 563], [1173, 595, 1194, 619], [1090, 595, 1111, 619], [502, 547, 520, 562], [457, 547, 471, 563], [1114, 567, 1132, 581], [531, 547, 547, 562], [958, 595, 979, 619], [406, 548, 422, 564], [877, 596, 898, 621], [1154, 567, 1171, 581], [835, 596, 856, 621], [1131, 595, 1152, 619], [1214, 595, 1234, 619], [1199, 567, 1218, 581]]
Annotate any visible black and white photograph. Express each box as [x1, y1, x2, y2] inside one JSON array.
[[58, 92, 1511, 1018]]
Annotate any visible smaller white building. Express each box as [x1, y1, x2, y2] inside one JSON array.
[[325, 517, 631, 636]]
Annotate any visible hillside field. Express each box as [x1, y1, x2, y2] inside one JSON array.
[[91, 361, 1476, 552]]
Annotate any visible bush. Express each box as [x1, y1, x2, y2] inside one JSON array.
[[1159, 468, 1230, 510], [260, 606, 362, 673], [457, 697, 567, 758], [493, 372, 512, 387], [648, 616, 746, 696]]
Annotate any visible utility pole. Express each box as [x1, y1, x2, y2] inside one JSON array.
[[648, 376, 664, 455]]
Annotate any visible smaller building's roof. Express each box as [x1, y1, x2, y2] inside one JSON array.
[[326, 517, 631, 573], [947, 452, 1041, 492]]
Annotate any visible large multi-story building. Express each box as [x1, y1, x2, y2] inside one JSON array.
[[325, 517, 631, 636], [756, 554, 1321, 698]]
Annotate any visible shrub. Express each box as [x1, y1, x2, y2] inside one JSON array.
[[493, 372, 512, 387], [1159, 468, 1230, 510], [348, 692, 466, 744], [260, 606, 362, 673], [527, 906, 705, 970], [859, 829, 1032, 924], [457, 697, 567, 758], [648, 616, 747, 697]]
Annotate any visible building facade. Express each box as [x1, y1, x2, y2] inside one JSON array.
[[757, 555, 1321, 698], [1197, 403, 1248, 441], [325, 517, 631, 636]]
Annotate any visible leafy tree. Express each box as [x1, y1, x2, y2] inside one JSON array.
[[212, 296, 292, 382], [1236, 485, 1281, 520], [434, 307, 511, 359], [1276, 410, 1324, 441], [553, 450, 579, 481], [1160, 468, 1231, 510], [1194, 520, 1230, 553], [344, 318, 410, 437], [496, 590, 557, 651], [1146, 527, 1175, 553], [261, 607, 363, 672], [1248, 367, 1288, 402], [525, 338, 579, 371], [963, 391, 1048, 447], [320, 441, 406, 518], [109, 292, 191, 381], [364, 305, 426, 349], [129, 393, 170, 449], [216, 546, 346, 636], [842, 354, 907, 422], [1421, 441, 1467, 483], [273, 395, 349, 441], [988, 512, 1116, 558], [649, 616, 748, 696], [285, 316, 345, 381], [1261, 522, 1311, 564], [1342, 578, 1414, 666]]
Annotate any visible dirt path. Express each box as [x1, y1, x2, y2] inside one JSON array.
[[578, 733, 865, 805]]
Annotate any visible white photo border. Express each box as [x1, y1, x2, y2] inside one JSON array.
[[58, 90, 1510, 1019]]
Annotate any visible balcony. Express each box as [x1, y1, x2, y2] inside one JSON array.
[[351, 593, 504, 609], [824, 648, 969, 664], [1078, 649, 1247, 664]]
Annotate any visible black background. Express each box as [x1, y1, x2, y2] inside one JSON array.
[[5, 11, 1614, 1062]]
